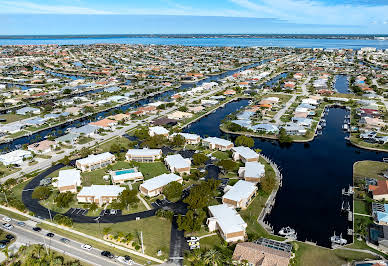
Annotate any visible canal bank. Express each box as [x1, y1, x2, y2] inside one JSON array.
[[183, 98, 387, 247]]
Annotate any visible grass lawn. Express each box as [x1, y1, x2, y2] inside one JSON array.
[[0, 165, 20, 178], [354, 200, 369, 215], [81, 169, 110, 186], [77, 136, 94, 144], [291, 242, 378, 266], [0, 206, 29, 221], [71, 216, 171, 258], [46, 166, 73, 179], [199, 234, 224, 250], [97, 136, 134, 153], [11, 178, 33, 200], [212, 151, 230, 160], [0, 113, 26, 124], [37, 223, 151, 265], [137, 162, 168, 180], [353, 160, 388, 180]]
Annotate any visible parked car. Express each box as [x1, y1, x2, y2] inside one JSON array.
[[16, 222, 25, 227], [46, 233, 54, 238], [81, 244, 92, 251], [5, 234, 14, 240], [32, 227, 42, 232], [187, 236, 199, 242], [117, 255, 134, 265], [110, 209, 117, 215], [101, 251, 114, 259], [0, 244, 6, 249], [2, 217, 11, 222], [60, 238, 70, 244], [2, 223, 13, 230]]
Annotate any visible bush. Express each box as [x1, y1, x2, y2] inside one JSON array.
[[32, 186, 52, 200], [192, 153, 208, 165], [235, 135, 254, 148], [156, 209, 174, 220], [163, 181, 183, 201], [54, 192, 74, 208], [53, 214, 73, 227]]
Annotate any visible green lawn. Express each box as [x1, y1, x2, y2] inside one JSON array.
[[0, 164, 20, 178], [97, 136, 134, 153], [212, 151, 230, 160], [0, 207, 29, 221], [11, 178, 33, 200], [77, 136, 94, 144], [0, 113, 27, 124], [199, 234, 224, 250], [137, 162, 169, 180], [353, 160, 388, 180], [46, 166, 73, 179], [81, 169, 110, 186], [354, 200, 369, 215], [291, 242, 378, 266]]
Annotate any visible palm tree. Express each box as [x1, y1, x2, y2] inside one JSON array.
[[185, 249, 204, 266], [203, 249, 224, 266]]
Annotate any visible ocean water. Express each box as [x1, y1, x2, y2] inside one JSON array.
[[1, 36, 388, 49]]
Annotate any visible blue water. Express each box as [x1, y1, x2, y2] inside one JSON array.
[[115, 169, 135, 175], [334, 75, 350, 94], [1, 37, 388, 49]]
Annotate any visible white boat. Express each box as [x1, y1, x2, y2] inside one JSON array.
[[330, 232, 347, 245], [278, 226, 296, 237]]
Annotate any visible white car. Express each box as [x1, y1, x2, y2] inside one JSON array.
[[81, 244, 92, 251], [110, 209, 117, 215], [2, 217, 11, 222], [189, 242, 200, 250], [187, 236, 199, 242], [117, 256, 134, 265], [2, 223, 13, 230]]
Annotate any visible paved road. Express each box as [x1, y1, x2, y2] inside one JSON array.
[[168, 216, 188, 266], [0, 214, 136, 266]]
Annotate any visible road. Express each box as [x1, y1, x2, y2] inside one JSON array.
[[0, 214, 138, 266]]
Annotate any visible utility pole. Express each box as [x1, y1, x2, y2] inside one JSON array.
[[140, 231, 144, 254], [48, 208, 53, 222]]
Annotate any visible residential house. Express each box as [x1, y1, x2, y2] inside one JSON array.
[[169, 133, 201, 144], [149, 126, 169, 137], [239, 161, 265, 183], [167, 111, 193, 120], [369, 180, 388, 201], [27, 140, 56, 154], [139, 173, 183, 197], [202, 137, 234, 151], [222, 180, 257, 209], [54, 169, 81, 193], [77, 185, 125, 206], [0, 150, 32, 166], [89, 118, 117, 130], [165, 154, 191, 175], [207, 204, 247, 242], [372, 203, 388, 226], [16, 107, 40, 115], [126, 148, 162, 162], [55, 133, 79, 145], [231, 146, 259, 163], [76, 152, 116, 172]]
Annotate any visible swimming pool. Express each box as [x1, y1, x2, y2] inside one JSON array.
[[115, 169, 135, 175]]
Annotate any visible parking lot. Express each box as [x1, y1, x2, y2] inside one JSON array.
[[151, 199, 170, 209], [100, 209, 122, 216], [65, 208, 88, 216]]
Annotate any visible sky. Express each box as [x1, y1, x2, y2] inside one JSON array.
[[1, 0, 388, 35]]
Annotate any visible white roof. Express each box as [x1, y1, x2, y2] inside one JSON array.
[[208, 204, 247, 234], [140, 173, 181, 191], [203, 137, 233, 147], [57, 169, 81, 188], [232, 146, 259, 160], [149, 126, 169, 135], [223, 180, 257, 203], [171, 133, 200, 141], [76, 152, 115, 165], [126, 148, 161, 157], [165, 154, 191, 169], [78, 185, 125, 197], [112, 171, 143, 182], [244, 161, 265, 178]]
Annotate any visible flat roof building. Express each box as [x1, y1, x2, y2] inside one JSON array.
[[238, 161, 266, 183], [222, 180, 257, 209], [126, 148, 162, 162], [76, 152, 115, 172], [55, 168, 81, 193], [77, 185, 125, 206], [165, 154, 191, 175], [202, 137, 234, 151], [149, 126, 169, 137], [139, 173, 183, 197], [232, 146, 259, 163]]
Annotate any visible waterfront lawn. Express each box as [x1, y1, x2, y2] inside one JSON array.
[[71, 216, 171, 259], [137, 162, 169, 180], [291, 242, 378, 266], [353, 160, 388, 180], [350, 135, 388, 151], [354, 200, 369, 215]]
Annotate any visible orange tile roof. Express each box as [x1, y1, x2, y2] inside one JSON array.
[[89, 118, 116, 128]]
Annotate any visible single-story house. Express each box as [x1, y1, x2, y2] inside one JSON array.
[[27, 140, 56, 154], [16, 107, 41, 115], [89, 118, 117, 130], [167, 111, 193, 120], [165, 154, 191, 175], [239, 161, 265, 183], [126, 148, 162, 162], [139, 173, 183, 197], [76, 152, 116, 172], [369, 180, 388, 201], [202, 137, 234, 151], [149, 126, 169, 137], [55, 133, 79, 145], [231, 146, 259, 163], [207, 204, 247, 242], [0, 149, 32, 166], [169, 133, 201, 145], [54, 168, 81, 193], [77, 185, 125, 206], [372, 203, 388, 226], [222, 180, 257, 209]]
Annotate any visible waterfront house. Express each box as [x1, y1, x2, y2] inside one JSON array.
[[76, 152, 115, 172], [89, 118, 117, 130], [202, 137, 234, 151], [77, 185, 125, 206], [231, 146, 259, 163], [27, 140, 56, 154], [126, 148, 162, 162], [252, 123, 279, 134], [207, 204, 247, 242], [149, 126, 169, 137], [369, 180, 388, 201], [167, 111, 193, 120], [232, 242, 291, 266], [139, 173, 183, 197], [222, 180, 257, 209], [16, 107, 41, 115], [372, 203, 388, 226], [165, 154, 191, 175], [70, 124, 99, 137], [0, 150, 32, 166], [54, 169, 81, 193], [282, 123, 307, 135], [111, 169, 144, 184], [55, 133, 79, 145], [169, 133, 201, 145], [238, 161, 265, 183]]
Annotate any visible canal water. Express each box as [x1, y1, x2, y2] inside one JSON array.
[[0, 60, 268, 151], [334, 75, 350, 94], [183, 99, 386, 247]]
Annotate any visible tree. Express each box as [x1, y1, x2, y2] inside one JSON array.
[[54, 191, 74, 208], [103, 227, 112, 236], [170, 134, 185, 147], [193, 153, 208, 165], [235, 135, 254, 148], [116, 189, 139, 210], [110, 143, 122, 154], [134, 127, 149, 140], [177, 209, 206, 232], [32, 186, 52, 200], [278, 128, 292, 143], [163, 181, 183, 201], [227, 122, 242, 132], [184, 180, 220, 210], [89, 202, 98, 212], [218, 159, 238, 172], [142, 135, 167, 148]]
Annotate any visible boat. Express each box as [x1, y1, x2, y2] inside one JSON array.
[[330, 232, 347, 245], [278, 226, 296, 237]]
